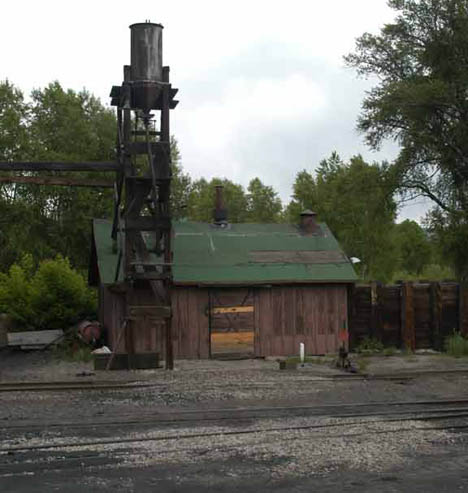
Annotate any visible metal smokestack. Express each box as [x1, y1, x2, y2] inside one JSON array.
[[300, 210, 319, 235], [213, 185, 228, 225]]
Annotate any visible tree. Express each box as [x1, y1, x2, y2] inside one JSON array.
[[0, 80, 30, 162], [424, 208, 468, 279], [170, 137, 192, 219], [0, 81, 117, 271], [246, 178, 282, 222], [287, 153, 398, 281], [345, 0, 468, 277], [187, 178, 248, 222], [393, 219, 432, 275]]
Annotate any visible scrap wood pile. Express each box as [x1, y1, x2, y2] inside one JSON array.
[[0, 316, 108, 354]]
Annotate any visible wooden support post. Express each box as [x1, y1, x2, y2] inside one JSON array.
[[347, 283, 356, 349], [370, 281, 383, 343], [122, 64, 136, 367], [430, 282, 442, 350], [401, 282, 415, 351], [459, 283, 467, 337], [162, 66, 174, 371]]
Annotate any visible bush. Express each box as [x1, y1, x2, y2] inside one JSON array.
[[445, 331, 468, 358], [0, 256, 35, 329], [355, 336, 384, 354], [30, 256, 96, 330], [0, 254, 96, 330]]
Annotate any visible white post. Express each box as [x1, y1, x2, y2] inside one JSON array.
[[300, 342, 305, 364]]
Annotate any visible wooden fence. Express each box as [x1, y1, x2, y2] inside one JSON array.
[[349, 282, 468, 351]]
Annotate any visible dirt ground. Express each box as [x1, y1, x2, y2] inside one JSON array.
[[2, 349, 468, 491]]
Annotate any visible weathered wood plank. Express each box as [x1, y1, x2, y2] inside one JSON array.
[[7, 330, 63, 347], [211, 306, 254, 314], [0, 176, 115, 188], [0, 161, 119, 171], [128, 305, 171, 319]]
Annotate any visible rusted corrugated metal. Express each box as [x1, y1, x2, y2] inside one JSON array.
[[254, 285, 348, 357]]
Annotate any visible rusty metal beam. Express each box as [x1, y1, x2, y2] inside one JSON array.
[[0, 161, 120, 172], [0, 176, 114, 188]]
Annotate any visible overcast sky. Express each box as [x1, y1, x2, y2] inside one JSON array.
[[1, 0, 432, 221]]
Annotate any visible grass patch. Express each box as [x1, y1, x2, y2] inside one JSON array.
[[445, 331, 468, 358], [355, 336, 384, 355], [382, 346, 397, 356], [53, 338, 93, 363]]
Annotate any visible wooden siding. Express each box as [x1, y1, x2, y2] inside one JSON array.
[[172, 288, 210, 359], [100, 286, 209, 359], [254, 285, 348, 357]]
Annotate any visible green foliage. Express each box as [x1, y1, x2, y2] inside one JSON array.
[[55, 339, 93, 363], [391, 264, 454, 283], [345, 0, 468, 279], [355, 336, 385, 354], [246, 178, 283, 222], [424, 208, 468, 280], [187, 177, 249, 222], [382, 346, 397, 357], [0, 263, 34, 329], [30, 256, 96, 330], [170, 136, 192, 220], [186, 176, 284, 224], [444, 331, 468, 358], [0, 80, 30, 161], [0, 80, 116, 271], [286, 153, 398, 281], [393, 220, 432, 275], [0, 255, 96, 330]]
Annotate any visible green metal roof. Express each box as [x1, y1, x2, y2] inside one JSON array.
[[92, 219, 357, 286]]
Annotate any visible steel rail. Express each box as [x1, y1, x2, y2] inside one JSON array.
[[0, 367, 467, 392], [3, 405, 468, 433], [3, 398, 468, 429], [1, 411, 467, 455]]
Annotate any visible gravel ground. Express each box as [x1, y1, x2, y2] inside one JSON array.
[[2, 350, 468, 491]]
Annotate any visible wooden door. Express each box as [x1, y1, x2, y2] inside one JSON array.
[[209, 288, 255, 356]]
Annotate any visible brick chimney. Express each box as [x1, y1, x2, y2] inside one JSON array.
[[213, 185, 228, 225], [300, 210, 319, 235]]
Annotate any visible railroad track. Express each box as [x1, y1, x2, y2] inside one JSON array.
[[1, 368, 467, 392], [0, 380, 158, 392], [2, 398, 468, 480], [3, 398, 468, 432], [1, 407, 468, 455]]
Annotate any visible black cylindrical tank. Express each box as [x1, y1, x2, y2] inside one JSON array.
[[130, 22, 163, 82]]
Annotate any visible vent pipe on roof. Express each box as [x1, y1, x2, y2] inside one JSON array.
[[300, 209, 319, 235], [213, 185, 228, 226]]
